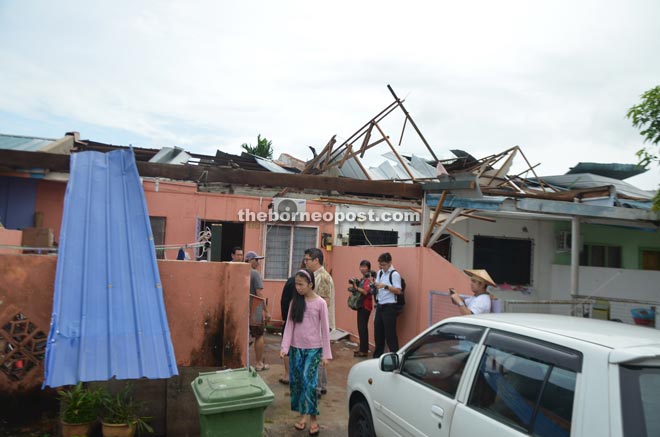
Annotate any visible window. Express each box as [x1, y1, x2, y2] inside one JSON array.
[[348, 228, 398, 246], [620, 365, 660, 437], [149, 217, 166, 259], [580, 244, 622, 268], [264, 225, 318, 279], [473, 236, 532, 285], [468, 331, 581, 437], [641, 250, 660, 271], [401, 324, 485, 397]]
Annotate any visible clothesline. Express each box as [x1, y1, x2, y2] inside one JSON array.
[[0, 241, 210, 252]]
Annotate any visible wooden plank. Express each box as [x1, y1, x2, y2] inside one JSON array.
[[0, 149, 422, 198], [374, 121, 416, 180], [387, 84, 438, 161], [321, 136, 337, 170], [446, 227, 469, 243], [337, 144, 353, 169], [352, 155, 372, 180], [423, 190, 446, 246]]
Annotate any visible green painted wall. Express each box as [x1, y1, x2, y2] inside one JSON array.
[[553, 221, 660, 269]]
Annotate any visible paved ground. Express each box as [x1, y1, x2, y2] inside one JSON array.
[[257, 332, 369, 436]]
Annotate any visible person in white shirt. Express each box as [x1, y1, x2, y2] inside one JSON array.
[[373, 252, 403, 358], [450, 269, 495, 315]]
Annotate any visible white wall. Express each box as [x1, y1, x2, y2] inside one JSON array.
[[334, 204, 421, 247], [550, 264, 660, 301]]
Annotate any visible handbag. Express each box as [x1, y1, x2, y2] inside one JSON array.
[[347, 290, 365, 311]]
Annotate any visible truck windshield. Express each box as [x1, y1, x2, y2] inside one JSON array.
[[620, 365, 660, 437]]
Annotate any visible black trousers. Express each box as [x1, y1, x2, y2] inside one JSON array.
[[357, 307, 371, 353], [373, 304, 399, 358]]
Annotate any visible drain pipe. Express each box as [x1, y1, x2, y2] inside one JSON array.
[[570, 213, 580, 297]]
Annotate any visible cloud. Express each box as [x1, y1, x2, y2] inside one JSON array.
[[1, 0, 659, 188]]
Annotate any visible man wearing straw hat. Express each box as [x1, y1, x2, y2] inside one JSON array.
[[450, 269, 496, 315]]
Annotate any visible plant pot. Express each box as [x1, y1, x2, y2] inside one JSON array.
[[101, 421, 136, 437], [61, 420, 93, 437]]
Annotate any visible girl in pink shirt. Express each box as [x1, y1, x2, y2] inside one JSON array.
[[280, 268, 332, 435]]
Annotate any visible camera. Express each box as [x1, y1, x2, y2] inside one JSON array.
[[369, 281, 378, 296], [347, 278, 360, 293]]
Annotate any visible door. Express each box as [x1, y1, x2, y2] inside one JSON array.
[[373, 323, 485, 436]]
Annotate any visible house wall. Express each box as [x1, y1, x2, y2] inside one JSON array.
[[331, 246, 468, 347], [32, 178, 336, 316], [449, 215, 660, 306], [553, 221, 660, 269], [450, 215, 558, 301], [550, 264, 660, 302], [0, 228, 22, 254], [33, 180, 66, 240], [333, 204, 421, 247], [0, 254, 250, 394]]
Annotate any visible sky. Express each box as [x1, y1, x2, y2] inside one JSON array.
[[1, 0, 659, 189]]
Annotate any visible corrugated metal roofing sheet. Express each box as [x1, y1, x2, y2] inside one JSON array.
[[541, 173, 653, 200], [0, 133, 57, 151], [43, 149, 178, 387]]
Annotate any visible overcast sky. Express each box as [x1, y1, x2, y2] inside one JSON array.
[[1, 0, 659, 189]]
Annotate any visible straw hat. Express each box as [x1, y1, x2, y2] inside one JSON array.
[[464, 269, 496, 287]]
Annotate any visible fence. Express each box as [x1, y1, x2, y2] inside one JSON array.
[[429, 288, 659, 329], [504, 300, 595, 318]]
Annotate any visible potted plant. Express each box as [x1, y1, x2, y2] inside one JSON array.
[[100, 384, 153, 437], [58, 382, 103, 437]]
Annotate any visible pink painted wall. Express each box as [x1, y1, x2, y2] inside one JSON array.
[[0, 254, 251, 393], [0, 228, 22, 254], [33, 178, 336, 318], [331, 246, 469, 347], [34, 180, 66, 241]]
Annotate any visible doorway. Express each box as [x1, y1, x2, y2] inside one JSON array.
[[198, 220, 245, 262]]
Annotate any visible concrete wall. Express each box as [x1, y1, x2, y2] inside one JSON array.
[[0, 255, 250, 394], [30, 178, 336, 318], [450, 215, 557, 301], [0, 228, 22, 254], [554, 221, 660, 269], [33, 180, 66, 240], [331, 246, 468, 347], [550, 264, 660, 302], [333, 204, 421, 247]]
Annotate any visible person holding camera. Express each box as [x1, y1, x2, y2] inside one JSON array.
[[449, 269, 496, 315], [373, 252, 402, 359], [347, 260, 374, 357]]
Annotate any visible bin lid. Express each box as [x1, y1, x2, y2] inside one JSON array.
[[191, 368, 274, 414]]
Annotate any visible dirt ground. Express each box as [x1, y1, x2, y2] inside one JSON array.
[[258, 331, 367, 437]]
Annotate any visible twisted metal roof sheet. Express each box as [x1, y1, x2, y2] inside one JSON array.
[[43, 149, 178, 387]]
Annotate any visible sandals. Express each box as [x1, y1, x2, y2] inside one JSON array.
[[309, 423, 320, 435], [279, 378, 290, 385], [294, 420, 306, 431], [255, 363, 270, 371]]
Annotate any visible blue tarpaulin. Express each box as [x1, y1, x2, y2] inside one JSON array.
[[43, 149, 178, 387]]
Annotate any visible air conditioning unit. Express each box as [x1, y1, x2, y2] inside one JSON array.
[[272, 198, 307, 221]]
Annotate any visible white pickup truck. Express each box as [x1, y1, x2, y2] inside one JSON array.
[[347, 313, 660, 437]]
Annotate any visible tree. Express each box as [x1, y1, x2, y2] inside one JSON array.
[[241, 134, 274, 159], [627, 85, 660, 167], [627, 85, 660, 210]]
